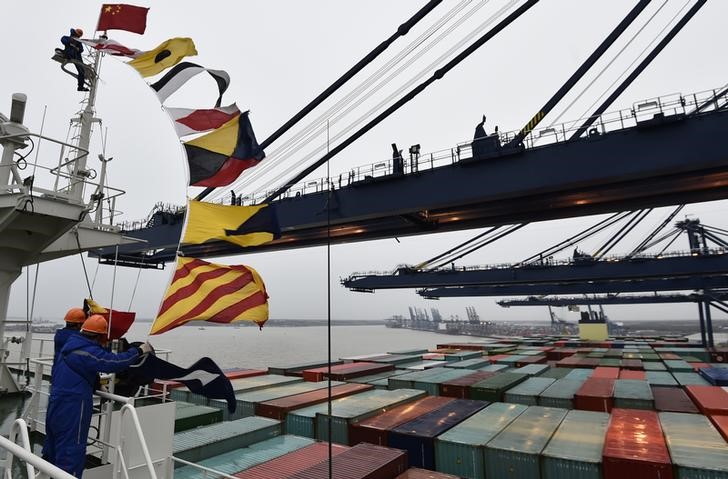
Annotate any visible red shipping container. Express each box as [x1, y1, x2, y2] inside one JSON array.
[[439, 371, 495, 399], [234, 442, 349, 479], [593, 367, 620, 379], [224, 369, 267, 380], [603, 409, 673, 479], [651, 386, 699, 414], [487, 354, 509, 363], [436, 343, 487, 351], [256, 383, 373, 420], [395, 468, 460, 479], [710, 415, 728, 442], [690, 362, 710, 371], [659, 353, 680, 360], [302, 362, 393, 382], [515, 355, 547, 367], [422, 353, 446, 361], [621, 359, 644, 370], [348, 396, 454, 446], [685, 385, 728, 415], [575, 378, 615, 412], [619, 370, 646, 380], [287, 443, 407, 479]]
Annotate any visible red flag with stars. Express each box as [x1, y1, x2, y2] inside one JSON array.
[[97, 4, 149, 34]]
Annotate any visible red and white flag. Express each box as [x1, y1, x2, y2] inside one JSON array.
[[80, 38, 141, 58], [165, 104, 241, 138]]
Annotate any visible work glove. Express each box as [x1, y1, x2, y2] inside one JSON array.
[[139, 342, 155, 355]]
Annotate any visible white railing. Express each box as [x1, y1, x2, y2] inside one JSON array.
[[171, 457, 240, 479], [0, 419, 75, 479]]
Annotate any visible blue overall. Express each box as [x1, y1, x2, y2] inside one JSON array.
[[50, 327, 79, 381], [60, 29, 85, 88], [42, 334, 141, 477]]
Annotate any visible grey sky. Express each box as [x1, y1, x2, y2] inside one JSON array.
[[2, 0, 727, 326]]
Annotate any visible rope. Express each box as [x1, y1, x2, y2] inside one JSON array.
[[75, 231, 93, 299], [108, 245, 119, 341], [207, 0, 481, 202], [325, 119, 333, 479], [128, 266, 143, 311]]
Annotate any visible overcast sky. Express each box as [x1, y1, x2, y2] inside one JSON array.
[[2, 0, 728, 326]]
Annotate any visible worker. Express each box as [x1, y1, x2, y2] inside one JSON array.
[[42, 315, 153, 477], [474, 114, 487, 140], [50, 307, 87, 381], [60, 28, 89, 92]]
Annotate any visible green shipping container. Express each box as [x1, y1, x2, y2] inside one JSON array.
[[665, 360, 694, 373], [540, 368, 574, 380], [512, 364, 550, 376], [478, 364, 509, 373], [644, 362, 668, 371], [470, 373, 528, 402], [445, 358, 491, 370], [564, 369, 593, 381], [539, 379, 585, 409], [645, 371, 678, 387], [174, 434, 313, 478], [660, 412, 728, 479], [434, 402, 527, 479], [412, 369, 475, 396], [172, 416, 281, 466], [484, 406, 568, 479], [541, 410, 609, 479], [174, 402, 223, 432], [672, 372, 710, 387], [503, 377, 556, 406], [613, 379, 654, 410]]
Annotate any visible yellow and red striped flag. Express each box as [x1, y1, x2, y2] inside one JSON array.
[[151, 257, 268, 335]]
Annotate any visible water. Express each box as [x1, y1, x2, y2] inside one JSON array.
[[121, 323, 470, 370]]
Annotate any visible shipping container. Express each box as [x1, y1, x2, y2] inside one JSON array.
[[224, 369, 268, 380], [540, 367, 574, 379], [224, 381, 345, 420], [712, 415, 728, 442], [574, 378, 615, 413], [539, 378, 585, 409], [477, 364, 509, 373], [400, 360, 448, 371], [268, 360, 343, 377], [660, 412, 728, 478], [541, 410, 610, 479], [256, 383, 374, 421], [394, 468, 460, 479], [665, 360, 694, 373], [446, 350, 484, 361], [592, 367, 620, 379], [439, 371, 495, 399], [511, 364, 549, 376], [619, 369, 646, 380], [348, 396, 454, 446], [389, 369, 450, 390], [643, 362, 668, 371], [503, 377, 556, 406], [174, 434, 314, 478], [302, 362, 394, 382], [389, 348, 430, 355], [685, 385, 728, 415], [435, 402, 527, 479], [651, 386, 699, 414], [348, 370, 408, 385], [173, 416, 281, 466], [173, 401, 223, 432], [602, 409, 672, 479], [613, 379, 654, 410], [645, 371, 678, 387], [444, 358, 491, 370], [484, 406, 568, 479], [174, 374, 302, 406], [412, 369, 475, 396], [564, 368, 593, 381], [233, 442, 349, 479], [599, 358, 623, 368], [388, 399, 487, 469], [621, 359, 644, 370], [470, 373, 528, 402], [286, 442, 408, 479], [314, 389, 427, 444], [368, 354, 423, 366], [673, 371, 710, 387]]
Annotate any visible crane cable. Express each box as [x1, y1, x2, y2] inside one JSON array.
[[215, 1, 519, 201], [206, 0, 481, 202], [628, 204, 684, 257]]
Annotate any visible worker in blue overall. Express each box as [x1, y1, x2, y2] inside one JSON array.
[[60, 28, 89, 91], [42, 315, 153, 477], [50, 307, 87, 381]]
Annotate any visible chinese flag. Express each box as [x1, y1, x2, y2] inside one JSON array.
[[97, 4, 149, 34]]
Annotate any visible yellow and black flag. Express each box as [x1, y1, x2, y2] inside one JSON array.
[[128, 37, 197, 77], [184, 111, 264, 187], [183, 200, 279, 248], [150, 257, 268, 335]]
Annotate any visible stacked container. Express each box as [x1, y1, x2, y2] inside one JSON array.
[[574, 378, 615, 412], [348, 396, 454, 446], [483, 406, 568, 478], [394, 468, 460, 479], [503, 377, 555, 405], [539, 378, 585, 408], [434, 402, 527, 479], [388, 399, 487, 469], [685, 385, 728, 415], [411, 369, 475, 395], [469, 372, 527, 401], [255, 383, 373, 420], [660, 412, 728, 478], [301, 362, 393, 382], [602, 409, 672, 479], [439, 371, 494, 399], [286, 443, 408, 479], [651, 386, 699, 413], [613, 379, 654, 410], [233, 442, 349, 479], [701, 367, 728, 386], [645, 371, 678, 387], [541, 410, 610, 479], [712, 415, 728, 442], [227, 381, 344, 420], [672, 372, 709, 386]]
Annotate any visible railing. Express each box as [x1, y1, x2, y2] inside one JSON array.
[[345, 248, 728, 279], [170, 457, 240, 479], [0, 131, 126, 227], [0, 419, 76, 478]]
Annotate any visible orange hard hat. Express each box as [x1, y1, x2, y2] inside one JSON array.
[[74, 28, 84, 37], [82, 314, 108, 335], [64, 307, 86, 324]]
